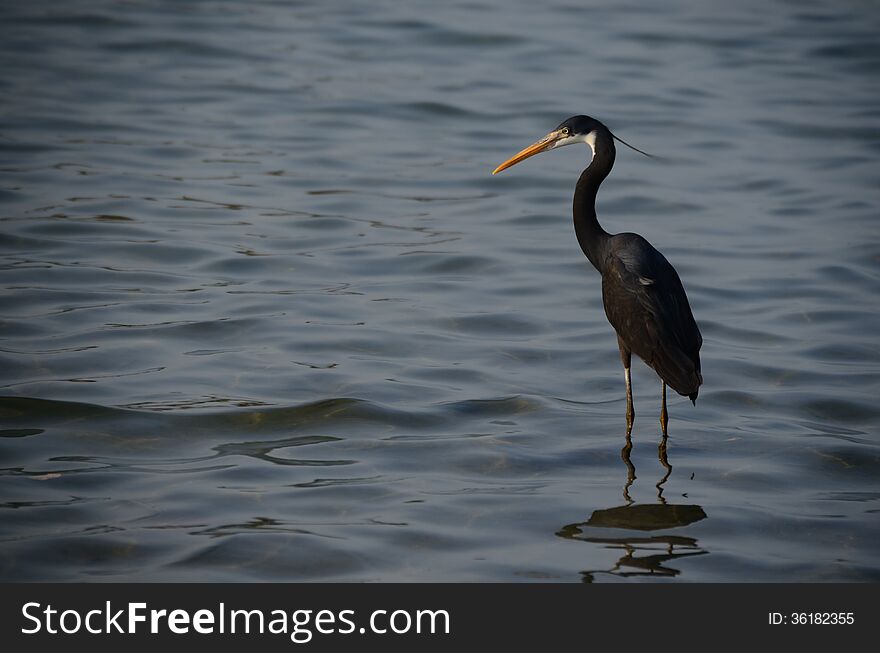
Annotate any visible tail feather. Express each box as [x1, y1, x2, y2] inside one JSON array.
[[652, 347, 702, 399]]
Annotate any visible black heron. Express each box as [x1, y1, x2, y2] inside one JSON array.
[[492, 115, 702, 435]]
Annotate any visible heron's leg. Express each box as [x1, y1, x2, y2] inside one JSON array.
[[660, 381, 669, 437], [617, 336, 634, 434], [624, 368, 634, 435]]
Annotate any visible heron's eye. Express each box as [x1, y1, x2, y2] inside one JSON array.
[[561, 127, 570, 136]]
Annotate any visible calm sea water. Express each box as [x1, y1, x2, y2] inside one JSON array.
[[1, 0, 878, 582]]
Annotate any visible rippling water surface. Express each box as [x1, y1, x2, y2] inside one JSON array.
[[1, 0, 878, 581]]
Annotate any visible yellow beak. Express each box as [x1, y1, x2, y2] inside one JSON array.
[[492, 130, 564, 174]]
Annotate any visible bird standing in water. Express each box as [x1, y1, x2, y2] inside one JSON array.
[[493, 115, 702, 436]]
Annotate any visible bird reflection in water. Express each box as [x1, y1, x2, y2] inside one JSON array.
[[621, 429, 673, 504], [557, 435, 707, 581]]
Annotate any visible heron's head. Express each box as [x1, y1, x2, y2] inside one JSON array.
[[492, 115, 648, 175]]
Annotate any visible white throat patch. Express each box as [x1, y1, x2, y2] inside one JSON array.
[[583, 130, 597, 160]]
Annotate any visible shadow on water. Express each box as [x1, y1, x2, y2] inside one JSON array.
[[557, 431, 708, 581]]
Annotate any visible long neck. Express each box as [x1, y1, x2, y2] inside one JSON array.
[[573, 131, 615, 272]]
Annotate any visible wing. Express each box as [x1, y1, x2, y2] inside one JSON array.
[[601, 235, 702, 396]]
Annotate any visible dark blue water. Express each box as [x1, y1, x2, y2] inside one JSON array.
[[1, 0, 878, 581]]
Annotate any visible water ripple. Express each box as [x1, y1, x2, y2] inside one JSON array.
[[1, 0, 878, 581]]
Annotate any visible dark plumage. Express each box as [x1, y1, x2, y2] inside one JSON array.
[[601, 234, 702, 401], [494, 115, 702, 433]]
